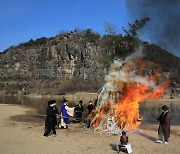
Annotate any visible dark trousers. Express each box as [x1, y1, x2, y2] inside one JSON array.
[[87, 120, 91, 128], [44, 124, 56, 136], [158, 132, 169, 142], [158, 125, 169, 142]]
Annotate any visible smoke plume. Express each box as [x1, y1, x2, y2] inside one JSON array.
[[125, 0, 180, 57], [90, 49, 170, 132]]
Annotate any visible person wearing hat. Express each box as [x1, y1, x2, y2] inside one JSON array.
[[74, 98, 84, 123], [156, 105, 170, 144], [59, 99, 74, 129], [116, 131, 132, 153], [43, 100, 57, 137]]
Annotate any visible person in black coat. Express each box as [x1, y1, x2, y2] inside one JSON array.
[[43, 100, 57, 137], [156, 105, 170, 144], [87, 101, 94, 114], [87, 101, 94, 128], [52, 100, 59, 127], [74, 99, 84, 123]]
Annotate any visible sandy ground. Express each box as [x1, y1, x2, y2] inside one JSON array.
[[0, 104, 180, 154]]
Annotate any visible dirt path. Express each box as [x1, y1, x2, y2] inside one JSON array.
[[0, 104, 180, 154]]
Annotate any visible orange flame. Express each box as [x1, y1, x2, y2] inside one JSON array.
[[90, 71, 170, 131], [150, 72, 162, 84], [114, 80, 170, 130], [151, 80, 170, 100], [155, 72, 161, 77], [114, 84, 151, 130], [91, 102, 111, 128]]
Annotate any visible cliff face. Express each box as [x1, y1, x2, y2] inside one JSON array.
[[0, 34, 105, 80], [0, 33, 106, 94], [0, 31, 179, 95]]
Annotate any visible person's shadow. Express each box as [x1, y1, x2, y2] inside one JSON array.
[[109, 143, 127, 153], [109, 143, 117, 151], [138, 132, 156, 142]]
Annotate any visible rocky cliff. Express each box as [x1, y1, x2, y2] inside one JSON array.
[[0, 33, 106, 80], [0, 32, 106, 94], [0, 30, 179, 95]]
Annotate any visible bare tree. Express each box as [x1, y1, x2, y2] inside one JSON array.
[[104, 21, 117, 35]]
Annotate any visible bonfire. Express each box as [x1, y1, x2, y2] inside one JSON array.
[[89, 51, 170, 133]]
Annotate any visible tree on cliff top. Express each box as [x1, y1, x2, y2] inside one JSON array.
[[123, 17, 150, 38]]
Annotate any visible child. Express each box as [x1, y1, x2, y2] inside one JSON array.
[[116, 131, 132, 154], [43, 100, 57, 137]]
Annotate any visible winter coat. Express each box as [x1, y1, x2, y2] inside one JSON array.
[[157, 111, 170, 138], [45, 106, 57, 128], [87, 104, 94, 114]]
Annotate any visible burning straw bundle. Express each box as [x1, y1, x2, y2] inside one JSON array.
[[89, 51, 170, 133]]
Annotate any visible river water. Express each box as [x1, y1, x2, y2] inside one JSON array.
[[0, 95, 179, 124], [0, 94, 65, 114]]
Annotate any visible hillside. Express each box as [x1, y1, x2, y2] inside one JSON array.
[[0, 29, 179, 95]]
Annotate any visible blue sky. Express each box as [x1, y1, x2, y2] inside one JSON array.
[[0, 0, 129, 52], [0, 0, 179, 57]]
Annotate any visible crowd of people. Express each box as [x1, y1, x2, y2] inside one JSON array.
[[42, 97, 96, 137], [42, 98, 171, 154]]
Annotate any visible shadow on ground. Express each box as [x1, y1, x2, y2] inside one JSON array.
[[138, 132, 156, 142]]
